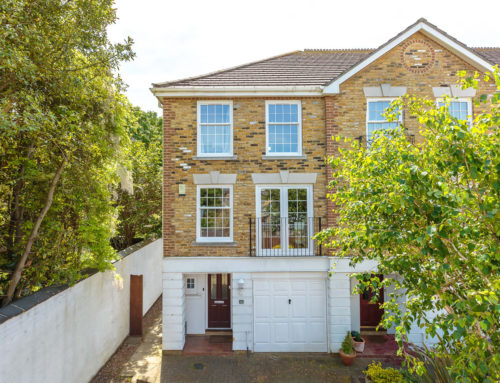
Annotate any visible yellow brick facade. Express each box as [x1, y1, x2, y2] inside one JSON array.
[[162, 32, 496, 258], [162, 97, 327, 257]]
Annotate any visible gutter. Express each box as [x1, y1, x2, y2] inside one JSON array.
[[150, 85, 324, 103]]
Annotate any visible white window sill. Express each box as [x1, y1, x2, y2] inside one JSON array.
[[193, 155, 238, 160], [191, 241, 237, 247], [262, 155, 306, 160]]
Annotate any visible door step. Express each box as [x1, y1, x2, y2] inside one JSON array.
[[360, 326, 386, 336], [205, 330, 233, 336]]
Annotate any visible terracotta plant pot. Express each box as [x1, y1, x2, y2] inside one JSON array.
[[352, 337, 365, 353], [339, 350, 356, 366]]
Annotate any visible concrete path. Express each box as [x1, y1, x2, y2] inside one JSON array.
[[120, 313, 163, 382]]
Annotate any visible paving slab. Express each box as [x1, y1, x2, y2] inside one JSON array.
[[160, 353, 396, 383], [120, 309, 163, 383]]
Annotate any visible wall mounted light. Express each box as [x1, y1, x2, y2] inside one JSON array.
[[237, 279, 245, 289]]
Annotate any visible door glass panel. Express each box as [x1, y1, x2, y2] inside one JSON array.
[[221, 274, 228, 299], [288, 188, 308, 249], [261, 188, 281, 249], [210, 274, 217, 299]]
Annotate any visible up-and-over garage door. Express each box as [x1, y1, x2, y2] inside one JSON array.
[[253, 276, 327, 352]]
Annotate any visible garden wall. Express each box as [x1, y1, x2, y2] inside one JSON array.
[[0, 238, 162, 383]]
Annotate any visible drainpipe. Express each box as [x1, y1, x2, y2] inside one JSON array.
[[246, 330, 250, 357]]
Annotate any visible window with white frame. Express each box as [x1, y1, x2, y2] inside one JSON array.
[[197, 101, 233, 156], [266, 101, 302, 155], [256, 185, 313, 255], [197, 186, 233, 242], [366, 99, 402, 142], [186, 278, 195, 289], [437, 98, 472, 124]]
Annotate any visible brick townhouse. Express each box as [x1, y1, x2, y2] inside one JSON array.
[[150, 18, 500, 353]]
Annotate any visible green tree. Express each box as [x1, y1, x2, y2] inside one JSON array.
[[318, 69, 499, 382], [0, 0, 134, 306], [113, 107, 162, 249]]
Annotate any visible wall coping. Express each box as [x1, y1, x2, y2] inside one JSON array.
[[0, 237, 159, 324]]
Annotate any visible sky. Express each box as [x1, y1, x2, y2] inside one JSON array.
[[107, 0, 500, 113]]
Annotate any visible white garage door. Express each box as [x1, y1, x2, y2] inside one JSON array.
[[253, 277, 327, 352]]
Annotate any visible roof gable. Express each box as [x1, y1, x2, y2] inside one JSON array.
[[151, 18, 499, 98], [323, 18, 496, 94]]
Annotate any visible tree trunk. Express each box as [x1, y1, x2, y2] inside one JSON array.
[[1, 158, 66, 307]]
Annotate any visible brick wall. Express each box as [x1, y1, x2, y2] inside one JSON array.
[[162, 32, 497, 258], [162, 97, 327, 257]]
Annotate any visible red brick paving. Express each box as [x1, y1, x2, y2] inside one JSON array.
[[182, 334, 233, 356]]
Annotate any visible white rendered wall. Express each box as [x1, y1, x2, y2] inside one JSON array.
[[162, 272, 185, 350], [0, 238, 162, 383], [327, 272, 352, 352], [232, 273, 253, 351]]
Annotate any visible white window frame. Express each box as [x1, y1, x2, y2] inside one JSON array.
[[196, 185, 233, 243], [265, 100, 302, 156], [197, 100, 233, 157], [255, 184, 313, 256], [186, 278, 195, 289], [436, 97, 473, 126], [366, 98, 403, 141]]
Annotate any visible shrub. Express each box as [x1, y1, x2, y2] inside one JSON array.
[[364, 362, 403, 383], [351, 330, 362, 342], [341, 331, 355, 354]]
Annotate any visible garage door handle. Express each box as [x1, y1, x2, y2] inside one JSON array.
[[289, 299, 291, 304]]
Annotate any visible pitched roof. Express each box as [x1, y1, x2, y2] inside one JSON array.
[[152, 50, 373, 88], [152, 18, 500, 89], [472, 48, 500, 65]]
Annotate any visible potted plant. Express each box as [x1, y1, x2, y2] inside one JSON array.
[[351, 330, 365, 353], [339, 331, 356, 366], [363, 362, 402, 383]]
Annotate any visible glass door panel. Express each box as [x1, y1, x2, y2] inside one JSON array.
[[287, 188, 308, 250], [260, 188, 281, 251]]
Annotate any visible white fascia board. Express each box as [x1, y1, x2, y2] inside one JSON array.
[[162, 256, 379, 274], [150, 86, 324, 98], [323, 22, 494, 95], [163, 256, 331, 273]]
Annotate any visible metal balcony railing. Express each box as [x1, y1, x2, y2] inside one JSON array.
[[355, 133, 415, 145], [249, 217, 325, 256]]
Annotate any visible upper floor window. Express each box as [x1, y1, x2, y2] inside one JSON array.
[[197, 101, 233, 156], [366, 99, 402, 142], [265, 101, 302, 156], [437, 98, 472, 124], [196, 186, 233, 242]]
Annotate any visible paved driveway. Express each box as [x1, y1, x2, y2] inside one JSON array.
[[160, 353, 396, 383]]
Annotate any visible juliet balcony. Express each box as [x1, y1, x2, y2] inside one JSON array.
[[248, 217, 325, 257]]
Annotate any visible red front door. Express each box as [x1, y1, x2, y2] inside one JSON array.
[[208, 274, 231, 329], [360, 275, 384, 327]]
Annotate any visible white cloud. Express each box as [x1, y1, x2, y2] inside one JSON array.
[[108, 0, 500, 112]]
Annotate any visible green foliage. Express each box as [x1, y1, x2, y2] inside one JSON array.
[[364, 362, 403, 383], [351, 330, 362, 342], [341, 331, 355, 354], [0, 0, 134, 303], [113, 107, 162, 249], [409, 346, 453, 383], [318, 68, 500, 382]]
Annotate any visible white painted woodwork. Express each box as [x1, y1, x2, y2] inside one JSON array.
[[253, 276, 327, 352]]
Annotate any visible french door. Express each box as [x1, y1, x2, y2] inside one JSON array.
[[255, 185, 313, 256]]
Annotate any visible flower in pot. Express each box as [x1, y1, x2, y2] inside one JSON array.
[[339, 331, 356, 366], [351, 330, 365, 353]]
